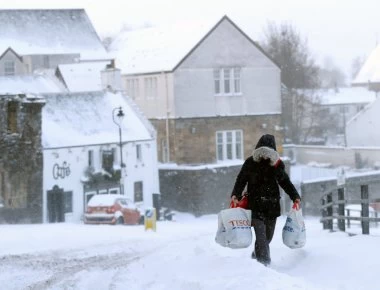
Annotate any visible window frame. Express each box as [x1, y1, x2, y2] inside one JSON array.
[[64, 191, 73, 213], [101, 149, 114, 172], [88, 150, 94, 167], [126, 78, 140, 100], [144, 76, 158, 100], [4, 60, 15, 76], [216, 130, 244, 161], [213, 67, 242, 96], [136, 144, 142, 162], [134, 181, 144, 202]]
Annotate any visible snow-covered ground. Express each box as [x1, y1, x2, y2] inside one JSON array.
[[1, 213, 379, 290]]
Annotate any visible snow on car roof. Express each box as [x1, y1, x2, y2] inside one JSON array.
[[88, 194, 127, 207]]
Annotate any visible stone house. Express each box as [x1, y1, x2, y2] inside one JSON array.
[[110, 15, 283, 165], [0, 9, 110, 77], [110, 15, 284, 214]]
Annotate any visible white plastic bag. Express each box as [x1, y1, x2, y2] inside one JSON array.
[[215, 208, 252, 249], [282, 206, 306, 249]]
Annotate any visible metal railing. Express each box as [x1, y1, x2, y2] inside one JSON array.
[[320, 185, 380, 235]]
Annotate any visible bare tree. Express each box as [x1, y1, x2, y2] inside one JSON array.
[[261, 22, 324, 144], [262, 22, 320, 89], [319, 57, 346, 89], [351, 55, 366, 81]]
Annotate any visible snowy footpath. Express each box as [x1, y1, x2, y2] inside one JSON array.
[[0, 213, 379, 290]]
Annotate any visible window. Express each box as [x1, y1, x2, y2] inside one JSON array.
[[216, 130, 243, 161], [136, 144, 142, 162], [144, 77, 158, 100], [7, 102, 17, 133], [357, 105, 364, 112], [4, 60, 15, 76], [224, 69, 231, 94], [102, 150, 114, 172], [112, 147, 117, 166], [64, 191, 73, 213], [134, 181, 143, 202], [234, 68, 241, 93], [126, 78, 139, 100], [214, 69, 221, 94], [88, 150, 94, 167], [213, 68, 242, 95]]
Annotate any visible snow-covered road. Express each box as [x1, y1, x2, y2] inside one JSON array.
[[1, 213, 379, 290]]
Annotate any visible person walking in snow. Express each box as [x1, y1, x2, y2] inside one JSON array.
[[231, 134, 301, 266]]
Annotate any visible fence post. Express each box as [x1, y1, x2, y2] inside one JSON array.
[[376, 211, 378, 228], [347, 209, 351, 228], [327, 192, 333, 231], [361, 185, 369, 235], [338, 188, 345, 231], [321, 196, 327, 229]]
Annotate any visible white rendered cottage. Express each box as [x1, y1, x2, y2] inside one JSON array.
[[42, 91, 159, 223]]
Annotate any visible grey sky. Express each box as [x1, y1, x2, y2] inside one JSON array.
[[1, 0, 379, 79]]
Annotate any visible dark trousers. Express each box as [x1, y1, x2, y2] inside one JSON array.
[[252, 217, 277, 265]]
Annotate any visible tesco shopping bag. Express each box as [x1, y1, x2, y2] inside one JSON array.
[[282, 204, 306, 249], [215, 207, 252, 249]]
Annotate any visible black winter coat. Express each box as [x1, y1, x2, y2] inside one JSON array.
[[231, 146, 300, 219]]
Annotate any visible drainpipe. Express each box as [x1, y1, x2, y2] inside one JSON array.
[[162, 71, 170, 163]]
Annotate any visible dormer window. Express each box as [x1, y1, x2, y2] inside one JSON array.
[[4, 60, 15, 76]]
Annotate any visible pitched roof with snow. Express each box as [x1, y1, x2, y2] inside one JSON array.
[[109, 21, 214, 74], [56, 61, 110, 92], [109, 15, 275, 75], [320, 87, 377, 106], [352, 45, 380, 85], [0, 9, 109, 61], [0, 74, 64, 94], [42, 91, 155, 148]]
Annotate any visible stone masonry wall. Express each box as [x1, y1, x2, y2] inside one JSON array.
[[151, 115, 283, 164], [159, 159, 293, 216], [0, 95, 45, 223]]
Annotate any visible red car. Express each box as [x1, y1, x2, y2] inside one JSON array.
[[84, 194, 142, 225]]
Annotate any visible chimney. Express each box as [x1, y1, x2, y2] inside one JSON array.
[[101, 60, 122, 91]]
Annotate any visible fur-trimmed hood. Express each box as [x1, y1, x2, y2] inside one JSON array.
[[252, 146, 280, 166]]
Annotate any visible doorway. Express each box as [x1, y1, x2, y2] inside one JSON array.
[[47, 185, 64, 223]]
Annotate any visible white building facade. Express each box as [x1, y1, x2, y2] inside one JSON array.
[[42, 91, 160, 223]]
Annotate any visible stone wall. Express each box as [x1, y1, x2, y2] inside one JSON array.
[[0, 95, 45, 223], [283, 144, 380, 169], [159, 165, 241, 216], [151, 114, 283, 164], [159, 159, 293, 216]]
